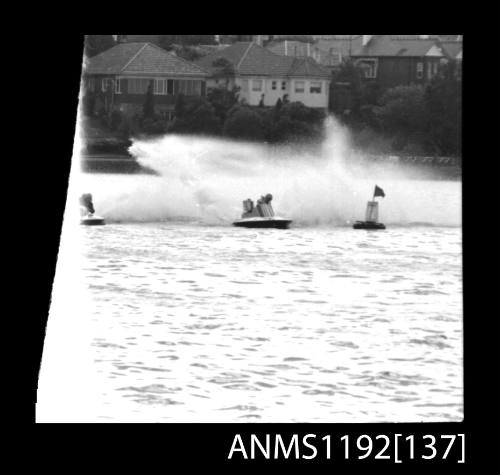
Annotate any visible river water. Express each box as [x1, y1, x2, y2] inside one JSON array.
[[77, 220, 462, 422], [37, 124, 462, 422]]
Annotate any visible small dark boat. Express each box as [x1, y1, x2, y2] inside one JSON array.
[[81, 214, 105, 226], [233, 194, 292, 229], [80, 193, 105, 226]]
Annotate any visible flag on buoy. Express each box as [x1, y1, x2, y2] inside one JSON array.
[[373, 185, 385, 199]]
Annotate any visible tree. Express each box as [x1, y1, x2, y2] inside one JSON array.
[[424, 60, 462, 156], [158, 35, 178, 51], [270, 102, 325, 143], [169, 96, 222, 135], [174, 45, 203, 62], [181, 35, 216, 45], [223, 106, 265, 141], [84, 35, 116, 57], [174, 93, 187, 119], [143, 80, 155, 118], [211, 57, 235, 83], [206, 86, 240, 123], [373, 85, 427, 150], [159, 35, 216, 50]]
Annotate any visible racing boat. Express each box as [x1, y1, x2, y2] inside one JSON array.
[[80, 212, 106, 226], [80, 193, 105, 226], [233, 194, 292, 229]]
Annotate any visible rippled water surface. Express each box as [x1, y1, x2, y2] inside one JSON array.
[[80, 223, 462, 422]]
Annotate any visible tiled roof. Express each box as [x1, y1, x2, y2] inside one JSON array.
[[195, 42, 331, 78], [439, 41, 463, 59], [315, 36, 363, 58], [288, 56, 332, 77], [266, 40, 342, 67], [84, 42, 208, 77], [351, 35, 445, 57]]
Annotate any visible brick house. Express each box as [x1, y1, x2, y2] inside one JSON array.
[[83, 42, 208, 120], [195, 42, 332, 110], [350, 35, 446, 88]]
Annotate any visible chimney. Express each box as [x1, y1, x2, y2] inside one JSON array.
[[362, 35, 372, 46]]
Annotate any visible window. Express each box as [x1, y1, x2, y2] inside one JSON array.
[[416, 62, 424, 79], [281, 81, 287, 90], [252, 79, 263, 91], [310, 81, 322, 93], [271, 80, 277, 90], [128, 78, 152, 94], [115, 78, 121, 94], [154, 79, 166, 95], [101, 78, 108, 92], [433, 62, 439, 76], [294, 81, 305, 93], [88, 78, 95, 92], [357, 59, 378, 78]]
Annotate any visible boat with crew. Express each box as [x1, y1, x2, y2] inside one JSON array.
[[233, 194, 292, 229], [80, 193, 105, 226]]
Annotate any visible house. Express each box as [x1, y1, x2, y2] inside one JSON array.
[[439, 40, 463, 62], [83, 42, 209, 120], [315, 36, 364, 63], [349, 35, 446, 88], [195, 42, 332, 110], [266, 39, 342, 71]]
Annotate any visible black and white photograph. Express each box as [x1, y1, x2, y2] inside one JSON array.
[[36, 34, 463, 425]]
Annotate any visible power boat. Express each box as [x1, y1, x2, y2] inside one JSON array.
[[233, 194, 292, 229], [80, 193, 105, 226], [81, 212, 106, 226]]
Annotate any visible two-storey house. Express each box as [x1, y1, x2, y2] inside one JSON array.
[[195, 42, 331, 110]]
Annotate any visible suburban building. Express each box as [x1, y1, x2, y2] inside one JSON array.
[[83, 42, 209, 120], [266, 39, 342, 71], [349, 35, 446, 88], [439, 40, 463, 62], [195, 42, 332, 110], [315, 36, 364, 63]]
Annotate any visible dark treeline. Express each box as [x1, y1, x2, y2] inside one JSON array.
[[96, 86, 326, 146], [330, 60, 462, 158]]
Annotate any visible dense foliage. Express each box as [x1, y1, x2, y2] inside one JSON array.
[[330, 59, 462, 157], [87, 84, 326, 144], [84, 35, 116, 57]]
